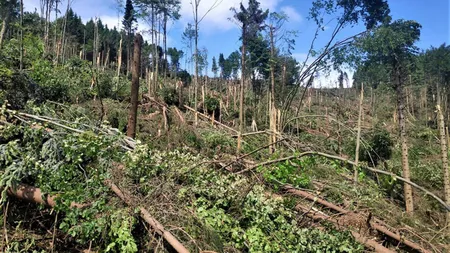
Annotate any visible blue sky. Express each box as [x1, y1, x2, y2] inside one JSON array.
[[24, 0, 449, 86]]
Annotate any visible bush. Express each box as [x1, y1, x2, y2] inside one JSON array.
[[204, 96, 220, 112], [158, 86, 179, 106], [0, 67, 42, 109], [346, 128, 393, 167]]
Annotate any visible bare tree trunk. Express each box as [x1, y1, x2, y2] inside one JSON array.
[[156, 19, 162, 89], [237, 26, 246, 154], [163, 11, 168, 86], [396, 68, 414, 213], [0, 13, 11, 50], [126, 29, 131, 76], [437, 99, 450, 229], [104, 47, 110, 70], [127, 34, 142, 138], [354, 83, 364, 181], [43, 0, 51, 54], [194, 2, 199, 126], [151, 4, 157, 94], [60, 0, 70, 65], [269, 26, 276, 154], [20, 0, 24, 70], [53, 0, 58, 54], [117, 35, 123, 76]]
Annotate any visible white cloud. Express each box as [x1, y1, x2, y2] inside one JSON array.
[[293, 52, 354, 88], [280, 6, 302, 23], [179, 0, 283, 33]]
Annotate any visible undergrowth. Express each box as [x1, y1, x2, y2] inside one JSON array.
[[0, 115, 365, 252]]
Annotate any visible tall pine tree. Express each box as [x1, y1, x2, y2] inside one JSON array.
[[211, 56, 218, 78], [123, 0, 137, 75]]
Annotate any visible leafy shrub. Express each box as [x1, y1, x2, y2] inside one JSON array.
[[158, 86, 179, 106], [346, 128, 393, 167], [202, 131, 235, 155], [0, 68, 42, 109], [0, 123, 127, 248], [204, 96, 220, 111], [177, 70, 192, 85], [260, 158, 312, 189]]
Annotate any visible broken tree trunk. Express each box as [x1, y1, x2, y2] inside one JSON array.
[[7, 183, 88, 209], [117, 36, 123, 77], [184, 105, 238, 134], [395, 67, 414, 213], [127, 34, 142, 138], [437, 104, 450, 229], [354, 83, 364, 182], [286, 186, 432, 253], [295, 204, 394, 253]]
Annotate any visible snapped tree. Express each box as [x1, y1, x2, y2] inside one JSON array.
[[357, 19, 422, 213]]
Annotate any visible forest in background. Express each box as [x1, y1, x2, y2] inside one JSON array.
[[0, 0, 450, 252]]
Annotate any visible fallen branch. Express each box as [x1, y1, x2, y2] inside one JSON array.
[[173, 107, 186, 124], [239, 151, 450, 211], [285, 186, 432, 253], [295, 204, 395, 253], [184, 105, 238, 134], [104, 180, 189, 253], [220, 138, 286, 171], [6, 109, 136, 151]]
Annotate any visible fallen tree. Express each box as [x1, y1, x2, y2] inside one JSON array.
[[295, 204, 395, 253], [6, 183, 88, 208], [285, 186, 432, 253], [238, 151, 450, 211]]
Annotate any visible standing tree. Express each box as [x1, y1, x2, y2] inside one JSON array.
[[181, 23, 195, 73], [281, 0, 390, 128], [267, 12, 288, 154], [191, 0, 222, 125], [167, 47, 184, 77], [127, 33, 143, 138], [159, 0, 181, 84], [211, 56, 218, 78], [123, 0, 137, 76], [19, 0, 23, 70], [0, 0, 18, 49], [231, 0, 268, 153], [227, 51, 240, 81], [358, 19, 421, 213]]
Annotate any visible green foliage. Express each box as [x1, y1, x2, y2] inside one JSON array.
[[0, 120, 139, 249], [260, 158, 312, 189], [202, 131, 235, 155], [105, 209, 138, 253], [191, 183, 363, 252], [358, 19, 421, 67], [346, 128, 393, 167], [310, 0, 391, 29], [158, 86, 179, 106], [167, 47, 184, 72], [0, 68, 41, 109], [204, 96, 220, 112], [177, 69, 192, 84]]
